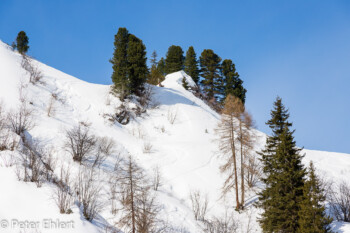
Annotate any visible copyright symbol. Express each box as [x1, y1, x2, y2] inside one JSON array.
[[0, 219, 8, 228]]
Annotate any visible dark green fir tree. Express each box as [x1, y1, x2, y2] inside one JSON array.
[[16, 31, 29, 54], [127, 34, 148, 95], [184, 46, 199, 84], [199, 49, 222, 100], [110, 27, 130, 100], [165, 45, 184, 74], [221, 59, 246, 104], [298, 161, 333, 233], [257, 97, 306, 233]]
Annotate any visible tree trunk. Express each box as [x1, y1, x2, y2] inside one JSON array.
[[230, 117, 240, 210], [240, 121, 245, 210]]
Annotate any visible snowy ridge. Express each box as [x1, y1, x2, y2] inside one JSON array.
[[0, 40, 350, 232]]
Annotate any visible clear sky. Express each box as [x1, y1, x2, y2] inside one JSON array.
[[0, 0, 349, 153]]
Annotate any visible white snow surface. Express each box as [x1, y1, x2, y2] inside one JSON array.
[[0, 40, 349, 232]]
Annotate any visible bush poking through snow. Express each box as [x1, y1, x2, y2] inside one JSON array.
[[18, 139, 47, 187], [21, 55, 43, 85], [55, 165, 73, 214], [190, 190, 208, 221], [75, 166, 103, 222], [8, 101, 35, 136], [167, 107, 178, 125], [202, 212, 239, 233], [143, 141, 153, 154], [65, 123, 96, 163], [91, 136, 116, 168], [152, 165, 162, 191]]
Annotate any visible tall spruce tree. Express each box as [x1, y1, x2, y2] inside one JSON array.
[[111, 27, 130, 99], [164, 45, 184, 74], [16, 31, 29, 54], [221, 59, 247, 104], [298, 162, 333, 233], [199, 49, 222, 100], [184, 46, 199, 84], [127, 34, 148, 95], [258, 97, 306, 233]]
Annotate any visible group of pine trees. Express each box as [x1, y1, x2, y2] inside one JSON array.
[[257, 97, 332, 232], [110, 27, 246, 107]]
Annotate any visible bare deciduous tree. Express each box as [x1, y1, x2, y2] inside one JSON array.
[[190, 190, 209, 221], [75, 166, 103, 221], [65, 123, 96, 163], [329, 181, 350, 222], [244, 153, 262, 188], [216, 95, 243, 210], [116, 154, 160, 233]]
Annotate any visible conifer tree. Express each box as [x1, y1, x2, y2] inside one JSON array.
[[221, 59, 247, 104], [165, 45, 184, 74], [184, 46, 199, 84], [148, 51, 164, 85], [258, 97, 306, 233], [127, 34, 148, 95], [199, 49, 222, 100], [182, 77, 189, 90], [157, 57, 166, 77], [110, 27, 130, 100], [16, 31, 29, 54], [298, 162, 333, 233], [150, 51, 158, 67]]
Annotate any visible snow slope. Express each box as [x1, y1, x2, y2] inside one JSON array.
[[0, 40, 350, 232]]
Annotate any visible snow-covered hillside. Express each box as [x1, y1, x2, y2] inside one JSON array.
[[0, 40, 350, 232]]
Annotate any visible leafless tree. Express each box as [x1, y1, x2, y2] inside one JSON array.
[[8, 101, 35, 136], [91, 136, 116, 168], [19, 139, 46, 187], [75, 166, 103, 221], [0, 101, 11, 151], [135, 187, 160, 233], [329, 181, 350, 222], [202, 211, 239, 233], [55, 165, 73, 214], [116, 154, 160, 233], [47, 94, 56, 117], [216, 95, 243, 210], [65, 123, 96, 163], [244, 153, 262, 188], [189, 190, 209, 221], [237, 111, 255, 208], [21, 55, 43, 84], [152, 165, 162, 191]]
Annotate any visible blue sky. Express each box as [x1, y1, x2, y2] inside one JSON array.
[[0, 0, 349, 153]]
